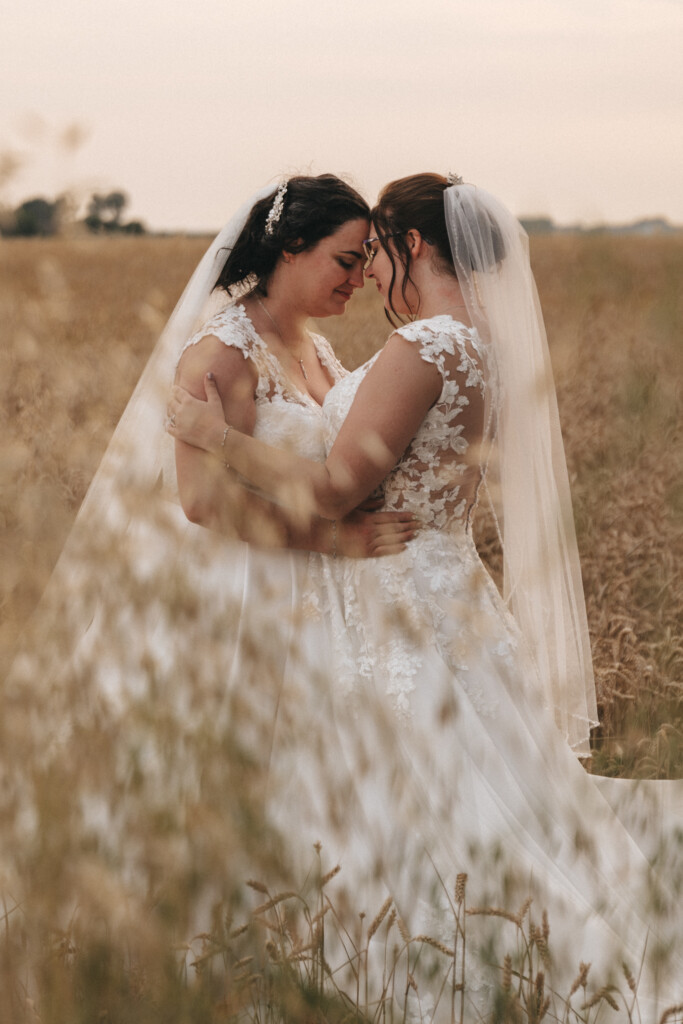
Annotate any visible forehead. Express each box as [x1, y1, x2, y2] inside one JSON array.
[[322, 216, 368, 250]]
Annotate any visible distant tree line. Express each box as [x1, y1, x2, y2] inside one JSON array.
[[520, 215, 680, 236], [0, 191, 145, 237]]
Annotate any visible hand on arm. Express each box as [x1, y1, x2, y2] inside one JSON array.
[[168, 332, 443, 520], [172, 336, 418, 556]]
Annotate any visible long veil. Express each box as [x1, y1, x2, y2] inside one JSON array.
[[444, 185, 598, 755], [66, 183, 278, 528], [2, 182, 291, 917]]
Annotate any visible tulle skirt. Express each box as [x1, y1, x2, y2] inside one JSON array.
[[3, 510, 682, 1019]]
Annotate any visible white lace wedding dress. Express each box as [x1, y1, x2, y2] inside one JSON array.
[[2, 303, 351, 940], [292, 314, 683, 1017]]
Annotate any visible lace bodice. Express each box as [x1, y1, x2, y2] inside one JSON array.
[[323, 316, 491, 529], [183, 303, 345, 461]]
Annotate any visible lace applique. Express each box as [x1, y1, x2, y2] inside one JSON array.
[[323, 316, 491, 531], [180, 303, 346, 410], [395, 315, 487, 393], [312, 316, 516, 727]]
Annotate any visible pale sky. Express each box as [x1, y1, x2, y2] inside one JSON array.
[[2, 0, 682, 232]]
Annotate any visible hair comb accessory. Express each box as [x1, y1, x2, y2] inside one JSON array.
[[265, 181, 288, 236], [447, 172, 464, 186]]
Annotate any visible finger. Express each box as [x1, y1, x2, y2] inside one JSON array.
[[364, 511, 420, 526], [372, 532, 413, 548], [205, 372, 224, 406], [374, 527, 415, 544], [370, 542, 408, 558]]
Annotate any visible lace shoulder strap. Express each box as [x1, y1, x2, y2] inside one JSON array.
[[311, 332, 347, 383], [395, 315, 485, 386], [179, 303, 264, 364]]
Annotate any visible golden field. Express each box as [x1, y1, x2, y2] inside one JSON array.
[[0, 233, 683, 1022], [2, 233, 681, 775]]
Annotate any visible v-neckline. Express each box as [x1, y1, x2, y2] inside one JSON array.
[[234, 303, 335, 410]]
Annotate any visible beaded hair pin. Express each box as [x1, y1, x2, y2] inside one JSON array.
[[447, 172, 464, 186], [265, 181, 288, 235]]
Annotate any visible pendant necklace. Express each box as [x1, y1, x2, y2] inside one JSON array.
[[255, 297, 308, 380]]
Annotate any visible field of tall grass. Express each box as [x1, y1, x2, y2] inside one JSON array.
[[2, 233, 681, 774], [1, 232, 682, 1021]]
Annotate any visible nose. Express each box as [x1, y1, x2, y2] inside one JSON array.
[[349, 261, 364, 289]]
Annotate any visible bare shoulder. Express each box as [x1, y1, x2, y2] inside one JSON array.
[[176, 334, 257, 392]]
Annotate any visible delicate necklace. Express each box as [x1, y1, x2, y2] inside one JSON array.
[[255, 296, 309, 380]]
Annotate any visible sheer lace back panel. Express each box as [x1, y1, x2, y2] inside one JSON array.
[[323, 315, 492, 530], [181, 303, 346, 461]]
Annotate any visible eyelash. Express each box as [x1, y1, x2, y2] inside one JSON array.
[[337, 258, 353, 270]]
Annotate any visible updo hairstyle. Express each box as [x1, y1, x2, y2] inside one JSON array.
[[371, 173, 504, 323], [215, 174, 369, 296]]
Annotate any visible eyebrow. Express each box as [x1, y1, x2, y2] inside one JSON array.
[[339, 249, 364, 259]]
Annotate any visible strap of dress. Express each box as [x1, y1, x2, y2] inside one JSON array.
[[180, 304, 261, 363], [395, 316, 485, 389], [310, 332, 347, 383]]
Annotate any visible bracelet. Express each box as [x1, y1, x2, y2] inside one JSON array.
[[221, 424, 231, 468], [331, 520, 337, 560]]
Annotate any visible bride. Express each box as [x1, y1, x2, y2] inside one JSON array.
[[1, 174, 417, 1010], [167, 173, 683, 1014]]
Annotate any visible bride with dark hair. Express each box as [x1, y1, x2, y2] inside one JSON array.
[[1, 174, 417, 1009], [168, 173, 683, 1015]]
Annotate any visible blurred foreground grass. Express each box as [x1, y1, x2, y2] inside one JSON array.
[[1, 232, 683, 1023], [1, 232, 682, 778]]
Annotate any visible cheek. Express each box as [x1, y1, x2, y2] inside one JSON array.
[[378, 257, 397, 289]]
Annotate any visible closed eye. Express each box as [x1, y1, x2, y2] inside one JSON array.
[[337, 258, 354, 270]]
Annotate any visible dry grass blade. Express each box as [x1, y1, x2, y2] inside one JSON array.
[[396, 916, 411, 944], [466, 907, 520, 926], [517, 897, 533, 925], [251, 890, 299, 915], [412, 935, 455, 958], [367, 896, 393, 942], [568, 961, 591, 997], [659, 1005, 683, 1024], [246, 879, 270, 894], [581, 985, 620, 1011], [320, 864, 341, 887], [622, 961, 637, 994], [502, 954, 513, 992]]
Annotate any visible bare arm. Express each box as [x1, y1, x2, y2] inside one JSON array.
[[169, 333, 443, 521], [174, 335, 416, 555]]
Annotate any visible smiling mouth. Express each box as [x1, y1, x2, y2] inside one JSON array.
[[335, 289, 353, 299]]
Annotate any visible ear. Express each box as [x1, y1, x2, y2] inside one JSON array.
[[405, 229, 426, 259], [282, 238, 304, 264]]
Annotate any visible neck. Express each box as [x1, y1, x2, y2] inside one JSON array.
[[411, 273, 471, 323], [254, 270, 309, 348]]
